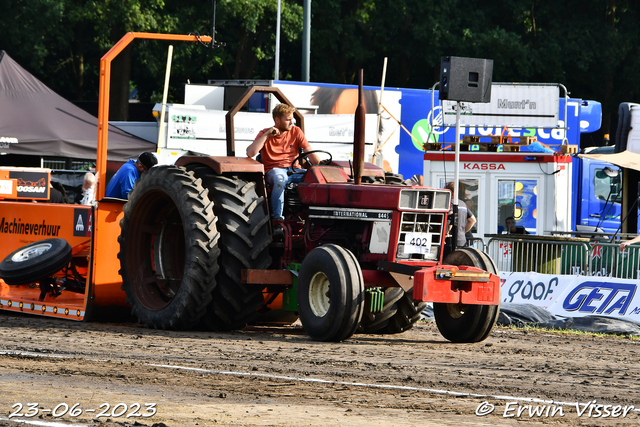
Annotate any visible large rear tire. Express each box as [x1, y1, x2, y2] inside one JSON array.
[[433, 247, 500, 343], [118, 165, 220, 330], [297, 245, 364, 342], [0, 238, 72, 285], [189, 169, 272, 331]]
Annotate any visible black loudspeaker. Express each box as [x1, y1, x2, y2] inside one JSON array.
[[439, 56, 493, 103]]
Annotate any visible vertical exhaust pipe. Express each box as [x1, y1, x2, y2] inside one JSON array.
[[353, 69, 365, 185]]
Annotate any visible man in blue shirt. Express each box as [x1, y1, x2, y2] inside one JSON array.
[[105, 152, 157, 199]]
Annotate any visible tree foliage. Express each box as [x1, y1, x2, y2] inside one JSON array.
[[308, 0, 639, 135], [0, 0, 637, 135]]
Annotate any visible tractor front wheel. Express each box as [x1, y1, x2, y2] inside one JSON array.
[[358, 287, 402, 333], [433, 247, 500, 343], [383, 293, 428, 334], [297, 245, 364, 342]]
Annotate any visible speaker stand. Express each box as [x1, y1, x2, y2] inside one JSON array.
[[451, 101, 462, 252]]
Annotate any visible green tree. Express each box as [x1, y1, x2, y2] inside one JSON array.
[[123, 0, 305, 109], [0, 0, 169, 101], [1, 0, 638, 139], [308, 0, 376, 84], [526, 0, 639, 135]]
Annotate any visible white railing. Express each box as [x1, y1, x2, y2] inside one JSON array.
[[486, 235, 640, 279]]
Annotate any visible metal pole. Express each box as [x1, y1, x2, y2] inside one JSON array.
[[302, 0, 311, 82], [454, 101, 461, 203], [452, 100, 461, 252], [373, 57, 388, 167], [354, 70, 365, 185], [157, 45, 174, 156], [211, 0, 217, 47], [275, 0, 281, 80]]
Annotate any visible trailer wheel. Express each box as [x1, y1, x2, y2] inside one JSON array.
[[383, 293, 429, 334], [0, 239, 72, 285], [118, 165, 220, 330], [358, 287, 403, 333], [297, 245, 364, 342], [189, 169, 272, 331], [433, 247, 500, 343]]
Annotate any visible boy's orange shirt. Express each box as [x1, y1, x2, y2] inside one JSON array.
[[256, 126, 311, 172]]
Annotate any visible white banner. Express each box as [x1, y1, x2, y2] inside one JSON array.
[[443, 84, 560, 128], [500, 272, 640, 322], [166, 106, 378, 161]]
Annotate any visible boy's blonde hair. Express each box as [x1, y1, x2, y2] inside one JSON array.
[[272, 103, 297, 120]]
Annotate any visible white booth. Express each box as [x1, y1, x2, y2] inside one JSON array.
[[423, 151, 573, 240]]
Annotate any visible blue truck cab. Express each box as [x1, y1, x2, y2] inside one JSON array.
[[574, 146, 622, 233], [570, 100, 624, 234]]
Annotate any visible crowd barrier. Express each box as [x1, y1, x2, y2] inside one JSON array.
[[485, 234, 640, 279]]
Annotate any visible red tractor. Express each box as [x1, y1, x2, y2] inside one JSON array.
[[0, 33, 500, 343]]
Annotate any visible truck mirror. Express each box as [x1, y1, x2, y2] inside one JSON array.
[[603, 167, 619, 178]]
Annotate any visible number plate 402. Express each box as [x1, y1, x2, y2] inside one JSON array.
[[403, 232, 432, 255]]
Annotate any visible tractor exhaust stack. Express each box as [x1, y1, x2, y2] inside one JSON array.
[[353, 69, 365, 185]]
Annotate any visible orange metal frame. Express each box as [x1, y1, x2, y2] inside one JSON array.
[[96, 32, 212, 201]]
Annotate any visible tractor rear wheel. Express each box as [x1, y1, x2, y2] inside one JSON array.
[[297, 245, 364, 342], [118, 165, 220, 330], [189, 169, 272, 331], [433, 247, 500, 343]]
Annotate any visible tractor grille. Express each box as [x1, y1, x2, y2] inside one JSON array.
[[396, 212, 445, 261], [399, 189, 450, 211]]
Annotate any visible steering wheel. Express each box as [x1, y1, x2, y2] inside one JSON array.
[[289, 150, 333, 174]]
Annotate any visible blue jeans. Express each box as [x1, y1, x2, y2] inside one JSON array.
[[266, 168, 303, 219]]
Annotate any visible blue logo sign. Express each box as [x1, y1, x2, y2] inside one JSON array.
[[562, 282, 636, 315]]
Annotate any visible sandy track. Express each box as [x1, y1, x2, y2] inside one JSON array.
[[0, 311, 639, 426]]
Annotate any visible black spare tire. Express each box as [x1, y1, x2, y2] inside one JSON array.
[[0, 238, 72, 285]]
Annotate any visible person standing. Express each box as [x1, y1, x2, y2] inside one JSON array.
[[105, 152, 157, 199], [246, 104, 320, 220], [444, 181, 476, 256], [79, 172, 96, 205]]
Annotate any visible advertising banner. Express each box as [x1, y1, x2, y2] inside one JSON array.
[[443, 84, 560, 128], [166, 106, 378, 162], [183, 81, 600, 180], [0, 168, 50, 201], [500, 271, 640, 322]]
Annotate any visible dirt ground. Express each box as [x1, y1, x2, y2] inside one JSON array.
[[0, 311, 639, 427]]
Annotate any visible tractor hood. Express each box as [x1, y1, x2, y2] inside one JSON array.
[[298, 183, 451, 211]]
